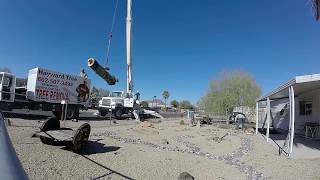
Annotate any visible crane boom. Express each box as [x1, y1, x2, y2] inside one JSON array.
[[126, 0, 133, 94]]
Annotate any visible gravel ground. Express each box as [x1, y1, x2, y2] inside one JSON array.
[[5, 117, 320, 180]]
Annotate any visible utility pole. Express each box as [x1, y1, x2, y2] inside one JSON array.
[[126, 0, 133, 94]]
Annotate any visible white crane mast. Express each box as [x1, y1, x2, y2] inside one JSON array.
[[126, 0, 133, 94]]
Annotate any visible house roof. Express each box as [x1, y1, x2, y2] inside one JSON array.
[[257, 74, 320, 102]]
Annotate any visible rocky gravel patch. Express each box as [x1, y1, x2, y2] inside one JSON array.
[[219, 138, 271, 180], [92, 131, 270, 179]]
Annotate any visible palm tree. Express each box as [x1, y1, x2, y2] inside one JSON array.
[[162, 90, 170, 110]]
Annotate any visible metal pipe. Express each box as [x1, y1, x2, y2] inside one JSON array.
[[126, 0, 133, 93], [266, 97, 271, 142], [255, 102, 259, 134], [0, 111, 28, 179], [288, 87, 292, 156], [289, 86, 295, 156]]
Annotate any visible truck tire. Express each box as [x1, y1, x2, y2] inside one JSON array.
[[73, 106, 80, 119], [99, 109, 107, 116], [53, 106, 78, 120], [66, 105, 79, 120], [114, 107, 123, 119]]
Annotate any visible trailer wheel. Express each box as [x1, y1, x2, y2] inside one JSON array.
[[114, 107, 123, 119], [40, 136, 54, 145], [41, 117, 60, 131], [40, 117, 60, 144], [72, 123, 91, 152]]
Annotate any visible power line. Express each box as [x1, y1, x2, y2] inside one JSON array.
[[105, 0, 119, 67]]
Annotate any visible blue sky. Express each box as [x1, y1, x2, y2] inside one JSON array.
[[0, 0, 319, 103]]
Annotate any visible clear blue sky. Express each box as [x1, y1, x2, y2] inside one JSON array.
[[0, 0, 319, 103]]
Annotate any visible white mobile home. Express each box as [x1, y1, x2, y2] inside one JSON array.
[[256, 74, 320, 158]]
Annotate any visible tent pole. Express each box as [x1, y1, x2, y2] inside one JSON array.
[[266, 97, 271, 142], [289, 86, 295, 156], [256, 101, 259, 134], [288, 87, 292, 156]]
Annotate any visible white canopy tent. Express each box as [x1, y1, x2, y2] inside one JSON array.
[[256, 74, 320, 157]]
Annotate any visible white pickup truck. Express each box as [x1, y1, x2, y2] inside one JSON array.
[[98, 91, 138, 119], [0, 68, 91, 119]]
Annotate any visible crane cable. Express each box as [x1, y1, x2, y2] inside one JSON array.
[[105, 0, 119, 68]]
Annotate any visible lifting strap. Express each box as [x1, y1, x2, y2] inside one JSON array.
[[105, 0, 119, 68]]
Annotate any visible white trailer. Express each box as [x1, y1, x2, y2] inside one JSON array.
[[0, 68, 91, 119]]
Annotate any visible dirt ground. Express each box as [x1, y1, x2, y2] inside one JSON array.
[[6, 117, 320, 180]]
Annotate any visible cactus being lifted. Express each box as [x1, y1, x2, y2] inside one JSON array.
[[87, 58, 118, 85]]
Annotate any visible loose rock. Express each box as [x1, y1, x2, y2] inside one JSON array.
[[177, 172, 194, 180], [140, 121, 153, 128], [160, 139, 169, 145]]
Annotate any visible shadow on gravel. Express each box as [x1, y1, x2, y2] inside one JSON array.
[[58, 140, 120, 156], [80, 142, 120, 155], [159, 112, 185, 118], [77, 116, 112, 121], [3, 112, 50, 120], [76, 114, 135, 121], [3, 112, 163, 122], [81, 155, 135, 180]]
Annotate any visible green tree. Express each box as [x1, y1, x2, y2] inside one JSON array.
[[0, 67, 11, 73], [162, 90, 170, 109], [89, 86, 110, 108], [198, 71, 261, 115], [179, 100, 193, 110], [170, 100, 179, 108], [141, 101, 149, 108], [97, 88, 110, 97], [89, 86, 100, 107], [312, 0, 320, 21]]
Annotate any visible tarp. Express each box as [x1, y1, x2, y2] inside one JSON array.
[[270, 99, 290, 130]]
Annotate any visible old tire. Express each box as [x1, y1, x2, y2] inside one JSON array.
[[41, 117, 60, 131], [40, 136, 54, 144], [40, 117, 60, 144], [66, 106, 76, 120], [99, 108, 107, 116], [53, 106, 79, 120], [72, 123, 91, 152], [114, 107, 123, 119], [100, 111, 106, 116]]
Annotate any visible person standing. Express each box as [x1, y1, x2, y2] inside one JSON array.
[[80, 68, 88, 79]]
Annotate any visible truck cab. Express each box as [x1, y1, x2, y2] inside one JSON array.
[[98, 91, 136, 118], [0, 72, 16, 103]]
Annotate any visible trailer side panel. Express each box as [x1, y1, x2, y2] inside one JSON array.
[[26, 68, 91, 106]]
